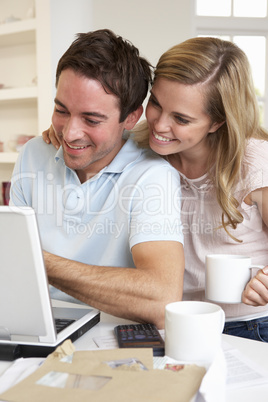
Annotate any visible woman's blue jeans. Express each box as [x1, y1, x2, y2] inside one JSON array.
[[223, 317, 268, 342]]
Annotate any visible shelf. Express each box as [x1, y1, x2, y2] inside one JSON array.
[[0, 2, 40, 170], [0, 152, 18, 164], [0, 86, 38, 102], [0, 18, 36, 35], [0, 19, 36, 46]]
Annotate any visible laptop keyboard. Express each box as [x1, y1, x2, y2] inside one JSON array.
[[55, 318, 75, 333]]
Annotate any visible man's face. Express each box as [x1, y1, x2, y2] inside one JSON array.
[[52, 69, 127, 182]]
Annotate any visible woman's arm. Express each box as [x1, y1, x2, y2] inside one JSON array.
[[242, 187, 268, 306]]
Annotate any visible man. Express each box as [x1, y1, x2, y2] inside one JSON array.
[[10, 29, 184, 328]]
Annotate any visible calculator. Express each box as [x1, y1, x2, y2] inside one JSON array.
[[114, 323, 165, 356]]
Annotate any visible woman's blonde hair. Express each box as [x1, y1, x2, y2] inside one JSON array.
[[134, 37, 268, 240]]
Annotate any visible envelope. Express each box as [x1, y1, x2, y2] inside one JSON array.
[[0, 340, 206, 402]]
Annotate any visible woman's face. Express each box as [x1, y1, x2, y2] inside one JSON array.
[[146, 78, 221, 157]]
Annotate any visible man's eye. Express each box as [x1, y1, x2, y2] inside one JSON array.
[[55, 108, 67, 115], [85, 118, 100, 126]]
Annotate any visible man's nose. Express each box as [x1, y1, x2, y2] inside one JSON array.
[[62, 118, 84, 142]]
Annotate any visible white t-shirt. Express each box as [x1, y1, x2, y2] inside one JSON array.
[[180, 138, 268, 321]]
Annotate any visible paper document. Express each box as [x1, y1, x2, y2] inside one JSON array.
[[222, 340, 268, 389], [94, 331, 268, 390], [0, 358, 44, 394]]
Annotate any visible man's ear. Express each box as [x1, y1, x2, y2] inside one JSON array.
[[124, 106, 144, 130]]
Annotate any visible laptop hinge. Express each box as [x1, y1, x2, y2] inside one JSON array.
[[11, 335, 39, 343], [0, 327, 11, 341]]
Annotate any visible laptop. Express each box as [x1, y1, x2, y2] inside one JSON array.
[[0, 206, 100, 360]]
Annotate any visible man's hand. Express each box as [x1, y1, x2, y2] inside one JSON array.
[[42, 125, 60, 149], [242, 266, 268, 306]]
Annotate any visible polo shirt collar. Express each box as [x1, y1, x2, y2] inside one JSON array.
[[55, 146, 64, 162], [103, 138, 142, 174], [54, 137, 143, 175]]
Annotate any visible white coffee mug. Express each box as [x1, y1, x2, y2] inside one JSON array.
[[165, 301, 225, 365], [205, 254, 264, 304]]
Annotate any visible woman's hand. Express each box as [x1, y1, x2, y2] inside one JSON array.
[[242, 266, 268, 306], [42, 125, 60, 149]]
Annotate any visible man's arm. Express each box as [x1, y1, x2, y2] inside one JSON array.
[[44, 240, 184, 329]]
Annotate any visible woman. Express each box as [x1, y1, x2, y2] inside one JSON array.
[[43, 37, 268, 341]]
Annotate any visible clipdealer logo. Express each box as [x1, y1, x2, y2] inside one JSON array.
[[10, 170, 182, 226]]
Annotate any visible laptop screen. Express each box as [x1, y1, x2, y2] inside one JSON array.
[[0, 206, 56, 341]]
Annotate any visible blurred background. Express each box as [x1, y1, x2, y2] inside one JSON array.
[[0, 0, 267, 202]]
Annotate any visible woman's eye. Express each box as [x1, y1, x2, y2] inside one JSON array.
[[175, 115, 189, 125], [149, 96, 160, 108]]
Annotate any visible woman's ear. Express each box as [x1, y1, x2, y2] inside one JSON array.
[[124, 106, 144, 130], [210, 120, 225, 133]]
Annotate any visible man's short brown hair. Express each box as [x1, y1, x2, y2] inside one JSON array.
[[56, 29, 152, 122]]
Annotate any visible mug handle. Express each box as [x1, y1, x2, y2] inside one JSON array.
[[250, 265, 265, 279], [220, 308, 225, 332]]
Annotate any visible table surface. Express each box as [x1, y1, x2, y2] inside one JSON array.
[[1, 309, 268, 401]]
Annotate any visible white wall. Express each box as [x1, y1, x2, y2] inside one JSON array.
[[48, 0, 194, 86], [44, 0, 194, 124], [92, 0, 194, 67]]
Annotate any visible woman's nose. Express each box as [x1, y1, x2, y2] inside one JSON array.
[[153, 113, 170, 132]]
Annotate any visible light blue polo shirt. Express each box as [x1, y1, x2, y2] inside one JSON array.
[[10, 136, 183, 302]]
